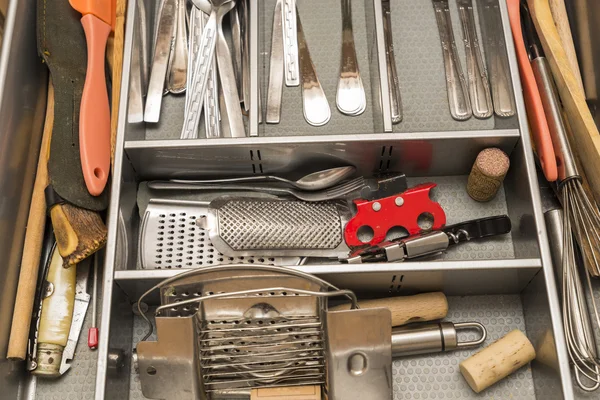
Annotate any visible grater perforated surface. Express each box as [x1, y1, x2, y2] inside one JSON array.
[[140, 200, 299, 269], [216, 199, 344, 250]]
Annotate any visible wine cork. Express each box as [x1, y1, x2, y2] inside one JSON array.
[[467, 148, 510, 202], [460, 329, 536, 393]]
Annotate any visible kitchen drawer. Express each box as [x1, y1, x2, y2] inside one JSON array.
[[24, 0, 596, 399]]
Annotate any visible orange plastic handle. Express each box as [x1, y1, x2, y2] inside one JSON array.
[[80, 14, 111, 196], [69, 0, 113, 27], [507, 0, 558, 182]]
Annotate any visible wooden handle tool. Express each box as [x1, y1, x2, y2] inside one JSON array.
[[548, 0, 585, 93], [6, 82, 54, 360], [251, 386, 321, 400], [528, 0, 600, 204], [109, 0, 126, 169], [330, 292, 448, 327]]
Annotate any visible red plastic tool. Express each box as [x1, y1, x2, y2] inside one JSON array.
[[344, 183, 447, 247], [68, 0, 116, 196], [506, 0, 557, 182]]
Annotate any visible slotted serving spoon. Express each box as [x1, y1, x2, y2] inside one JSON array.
[[170, 166, 356, 191]]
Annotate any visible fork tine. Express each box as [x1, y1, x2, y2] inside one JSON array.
[[316, 178, 364, 200]]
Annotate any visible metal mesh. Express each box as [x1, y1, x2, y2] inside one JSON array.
[[216, 200, 344, 250]]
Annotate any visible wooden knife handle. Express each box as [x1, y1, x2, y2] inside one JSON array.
[[528, 0, 600, 204], [330, 292, 448, 327], [548, 0, 585, 93]]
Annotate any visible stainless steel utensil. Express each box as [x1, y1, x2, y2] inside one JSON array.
[[144, 0, 176, 123], [297, 11, 331, 127], [477, 0, 516, 117], [267, 0, 284, 124], [240, 0, 251, 110], [336, 0, 365, 116], [381, 0, 402, 124], [166, 0, 188, 94], [136, 265, 390, 399], [183, 5, 221, 139], [139, 199, 301, 269], [215, 1, 246, 137], [532, 35, 600, 390], [283, 0, 300, 86], [170, 166, 356, 191], [391, 321, 486, 357], [148, 176, 366, 202], [457, 0, 492, 119], [432, 0, 472, 121], [182, 0, 238, 139], [230, 5, 243, 96], [195, 197, 353, 258]]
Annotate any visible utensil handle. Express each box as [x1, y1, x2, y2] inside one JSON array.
[[458, 2, 492, 119], [79, 14, 111, 196], [282, 0, 299, 86], [6, 82, 54, 361], [165, 0, 188, 94], [548, 0, 584, 93], [145, 0, 176, 123], [331, 292, 448, 327], [382, 1, 402, 123], [506, 0, 557, 182], [297, 11, 331, 126], [181, 11, 218, 139], [267, 0, 284, 124], [528, 0, 600, 202], [433, 2, 472, 121], [216, 23, 246, 137]]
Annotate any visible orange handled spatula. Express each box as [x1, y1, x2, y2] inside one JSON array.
[[69, 0, 116, 196]]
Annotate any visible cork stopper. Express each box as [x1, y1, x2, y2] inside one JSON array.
[[467, 148, 510, 202]]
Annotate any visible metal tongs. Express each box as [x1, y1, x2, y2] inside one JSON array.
[[345, 215, 511, 263]]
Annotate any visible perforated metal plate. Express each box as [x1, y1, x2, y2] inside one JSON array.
[[139, 199, 301, 268]]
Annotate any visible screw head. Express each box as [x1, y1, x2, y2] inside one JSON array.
[[372, 202, 382, 212], [395, 197, 404, 206]]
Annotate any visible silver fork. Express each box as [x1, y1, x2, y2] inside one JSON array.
[[147, 177, 366, 202]]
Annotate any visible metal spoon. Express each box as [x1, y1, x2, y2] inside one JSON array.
[[169, 166, 356, 191]]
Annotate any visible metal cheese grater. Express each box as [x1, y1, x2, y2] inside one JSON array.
[[136, 265, 392, 400], [197, 197, 353, 258], [139, 199, 301, 269]]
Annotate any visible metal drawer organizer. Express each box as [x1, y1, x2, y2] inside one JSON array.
[[31, 0, 600, 399]]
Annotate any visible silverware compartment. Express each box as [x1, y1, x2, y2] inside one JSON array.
[[382, 0, 519, 132], [257, 0, 383, 136]]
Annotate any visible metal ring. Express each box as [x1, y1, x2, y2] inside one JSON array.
[[455, 322, 487, 348]]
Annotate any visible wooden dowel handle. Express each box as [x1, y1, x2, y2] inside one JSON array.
[[330, 292, 448, 327], [7, 82, 54, 360]]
